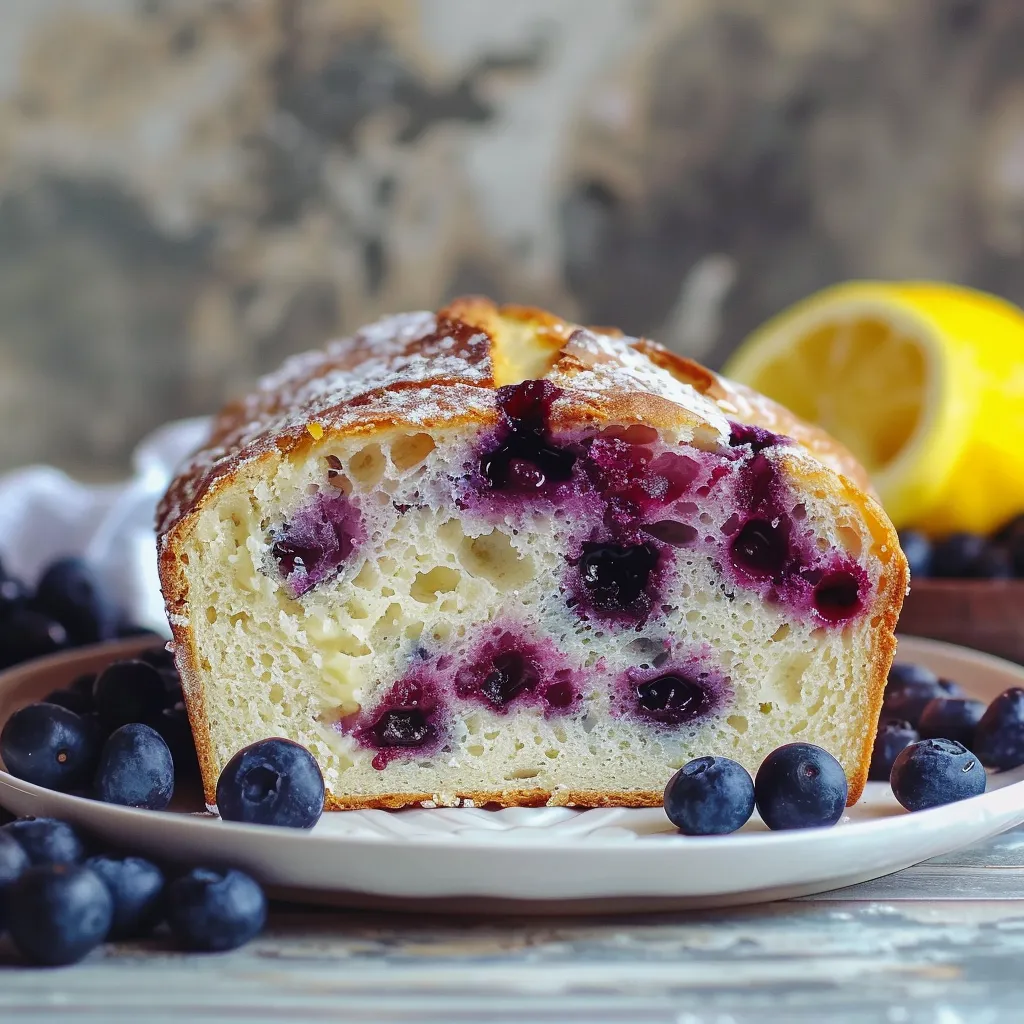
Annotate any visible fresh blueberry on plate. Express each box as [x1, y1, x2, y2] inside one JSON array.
[[882, 675, 962, 728], [754, 743, 848, 830], [0, 611, 68, 669], [917, 697, 986, 748], [92, 660, 168, 730], [94, 724, 174, 810], [154, 705, 201, 782], [166, 867, 267, 952], [0, 703, 102, 792], [664, 756, 755, 835], [7, 864, 114, 966], [216, 738, 325, 829], [0, 831, 30, 931], [973, 688, 1024, 770], [0, 818, 85, 867], [33, 557, 119, 646], [890, 738, 987, 811], [886, 662, 939, 692], [868, 719, 919, 782], [43, 688, 94, 715], [898, 530, 933, 578], [85, 855, 165, 940]]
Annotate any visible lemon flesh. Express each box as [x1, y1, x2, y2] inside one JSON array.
[[724, 282, 1024, 536]]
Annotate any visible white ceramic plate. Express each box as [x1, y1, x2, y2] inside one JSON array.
[[1, 635, 1023, 913]]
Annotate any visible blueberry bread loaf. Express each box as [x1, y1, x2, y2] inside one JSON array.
[[157, 299, 907, 811]]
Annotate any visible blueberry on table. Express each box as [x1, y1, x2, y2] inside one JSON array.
[[973, 688, 1024, 770], [0, 702, 102, 792], [754, 743, 848, 830], [869, 720, 919, 782], [0, 831, 30, 930], [155, 705, 201, 781], [7, 864, 113, 966], [0, 611, 68, 669], [33, 557, 119, 646], [94, 724, 174, 810], [890, 738, 986, 811], [92, 659, 168, 730], [664, 756, 755, 836], [166, 868, 267, 952], [85, 855, 165, 940], [216, 738, 325, 829], [0, 818, 85, 867], [917, 697, 986, 748], [898, 530, 933, 578]]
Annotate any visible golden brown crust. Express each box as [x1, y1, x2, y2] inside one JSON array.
[[159, 297, 907, 812]]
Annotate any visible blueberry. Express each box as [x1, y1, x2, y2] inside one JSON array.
[[7, 864, 114, 965], [69, 673, 97, 698], [1, 818, 85, 866], [33, 557, 119, 646], [84, 855, 164, 940], [933, 532, 1003, 581], [577, 542, 659, 617], [898, 530, 932, 578], [0, 574, 30, 620], [93, 659, 168, 730], [137, 645, 176, 672], [0, 611, 68, 669], [882, 677, 958, 728], [94, 724, 174, 810], [166, 867, 267, 952], [890, 738, 987, 811], [44, 688, 94, 715], [370, 709, 432, 748], [216, 738, 324, 829], [635, 674, 712, 725], [155, 705, 201, 781], [0, 831, 30, 931], [869, 719, 919, 781], [918, 697, 986, 748], [994, 514, 1024, 576], [0, 703, 101, 791], [663, 756, 755, 835], [754, 743, 848, 830], [973, 688, 1024, 770], [887, 662, 939, 691]]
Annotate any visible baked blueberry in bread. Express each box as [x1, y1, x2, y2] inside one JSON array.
[[157, 299, 907, 811]]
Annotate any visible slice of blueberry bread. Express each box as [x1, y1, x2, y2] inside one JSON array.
[[158, 299, 907, 811]]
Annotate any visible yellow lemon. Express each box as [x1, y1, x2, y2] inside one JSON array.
[[723, 281, 1024, 537]]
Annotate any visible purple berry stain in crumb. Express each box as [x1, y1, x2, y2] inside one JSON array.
[[570, 541, 662, 623], [453, 628, 583, 715], [355, 676, 444, 770], [728, 422, 791, 454], [271, 491, 364, 598], [613, 656, 727, 727], [722, 451, 866, 624], [478, 380, 578, 494]]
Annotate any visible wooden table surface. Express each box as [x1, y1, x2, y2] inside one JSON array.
[[3, 825, 1024, 1024]]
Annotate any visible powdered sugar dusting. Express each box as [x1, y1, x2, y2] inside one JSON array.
[[157, 302, 866, 545]]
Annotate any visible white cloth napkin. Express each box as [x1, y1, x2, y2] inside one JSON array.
[[0, 418, 211, 635]]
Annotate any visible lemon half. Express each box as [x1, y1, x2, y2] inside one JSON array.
[[723, 282, 1024, 536]]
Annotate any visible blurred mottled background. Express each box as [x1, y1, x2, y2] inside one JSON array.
[[1, 0, 1022, 478]]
